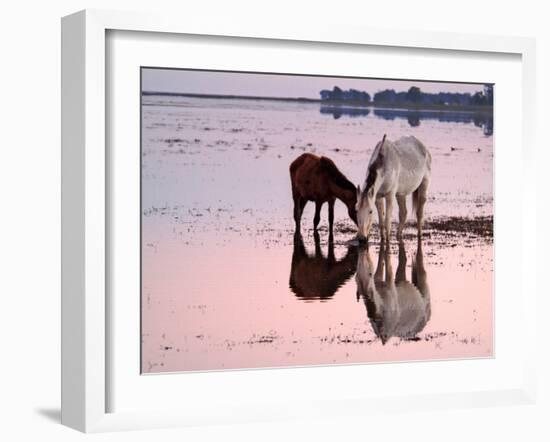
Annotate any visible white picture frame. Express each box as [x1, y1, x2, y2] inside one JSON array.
[[61, 9, 537, 433]]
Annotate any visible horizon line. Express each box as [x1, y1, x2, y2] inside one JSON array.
[[140, 91, 494, 111]]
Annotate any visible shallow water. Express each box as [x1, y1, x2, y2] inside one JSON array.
[[141, 95, 493, 373]]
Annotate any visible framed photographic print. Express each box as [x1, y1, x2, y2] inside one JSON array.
[[61, 9, 537, 432]]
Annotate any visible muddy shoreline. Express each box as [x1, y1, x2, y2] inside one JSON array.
[[311, 215, 493, 242]]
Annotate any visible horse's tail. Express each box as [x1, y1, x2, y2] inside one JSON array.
[[426, 148, 432, 172], [413, 140, 431, 213]]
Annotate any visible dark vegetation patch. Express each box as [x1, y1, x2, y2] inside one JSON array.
[[424, 216, 493, 238], [164, 137, 184, 144], [331, 216, 493, 240]]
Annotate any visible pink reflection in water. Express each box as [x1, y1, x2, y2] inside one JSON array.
[[142, 226, 492, 373]]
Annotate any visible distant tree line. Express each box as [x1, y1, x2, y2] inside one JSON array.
[[320, 85, 493, 106], [320, 86, 371, 104]]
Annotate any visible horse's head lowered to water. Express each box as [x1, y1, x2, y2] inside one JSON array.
[[356, 134, 387, 240], [356, 184, 376, 240]]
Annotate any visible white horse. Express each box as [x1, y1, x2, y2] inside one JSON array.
[[356, 134, 431, 242], [355, 240, 431, 344]]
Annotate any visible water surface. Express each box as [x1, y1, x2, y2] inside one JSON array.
[[141, 95, 493, 373]]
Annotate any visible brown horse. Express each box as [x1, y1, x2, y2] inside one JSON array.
[[289, 153, 357, 235]]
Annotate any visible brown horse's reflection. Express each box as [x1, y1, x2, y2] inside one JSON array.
[[356, 240, 431, 344], [289, 231, 358, 301]]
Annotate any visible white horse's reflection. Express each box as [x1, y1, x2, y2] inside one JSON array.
[[355, 240, 431, 344]]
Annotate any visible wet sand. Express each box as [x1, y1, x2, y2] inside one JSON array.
[[141, 95, 493, 373]]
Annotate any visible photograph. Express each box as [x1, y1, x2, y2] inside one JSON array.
[[140, 67, 494, 373]]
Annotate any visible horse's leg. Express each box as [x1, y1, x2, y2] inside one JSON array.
[[375, 241, 385, 280], [328, 199, 335, 238], [291, 184, 299, 225], [313, 229, 322, 256], [385, 194, 394, 243], [383, 240, 394, 283], [327, 232, 335, 261], [313, 201, 322, 231], [395, 239, 407, 283], [293, 202, 298, 229], [415, 178, 429, 238], [293, 197, 300, 230], [294, 197, 306, 232], [396, 194, 407, 241], [375, 197, 385, 241]]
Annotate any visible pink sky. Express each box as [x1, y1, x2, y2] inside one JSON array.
[[142, 68, 487, 99]]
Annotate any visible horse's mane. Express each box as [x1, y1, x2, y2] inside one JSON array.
[[365, 167, 378, 192], [319, 156, 356, 193], [365, 142, 385, 192]]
